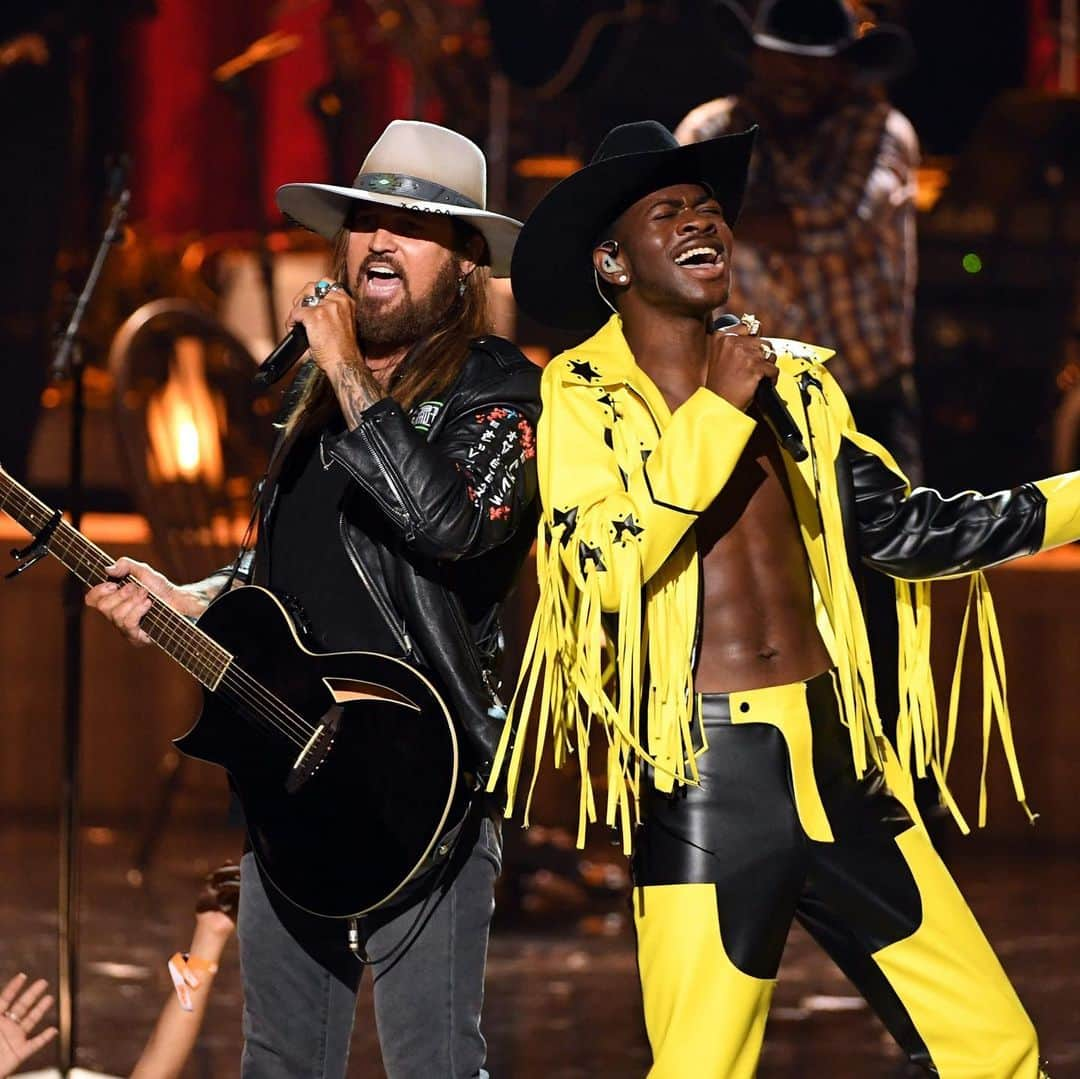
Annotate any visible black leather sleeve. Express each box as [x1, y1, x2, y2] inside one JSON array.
[[844, 437, 1048, 580], [324, 365, 540, 561]]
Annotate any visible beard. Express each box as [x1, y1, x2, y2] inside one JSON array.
[[353, 257, 460, 352]]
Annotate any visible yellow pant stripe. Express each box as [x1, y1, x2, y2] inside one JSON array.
[[729, 681, 834, 843], [634, 883, 773, 1079], [872, 826, 1040, 1079]]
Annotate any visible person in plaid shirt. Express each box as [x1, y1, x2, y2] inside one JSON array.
[[676, 0, 921, 480]]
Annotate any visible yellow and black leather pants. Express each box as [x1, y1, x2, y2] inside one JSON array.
[[631, 671, 1042, 1079]]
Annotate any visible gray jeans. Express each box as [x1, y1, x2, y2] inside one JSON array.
[[238, 811, 501, 1079]]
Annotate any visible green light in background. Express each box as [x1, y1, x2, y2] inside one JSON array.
[[962, 252, 983, 274]]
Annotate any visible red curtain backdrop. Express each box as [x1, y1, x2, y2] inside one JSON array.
[[126, 1, 415, 235], [1028, 0, 1058, 87], [1028, 0, 1080, 89]]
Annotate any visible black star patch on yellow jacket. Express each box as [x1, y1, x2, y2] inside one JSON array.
[[578, 541, 606, 573], [568, 359, 601, 382], [552, 505, 579, 546], [612, 513, 644, 543]]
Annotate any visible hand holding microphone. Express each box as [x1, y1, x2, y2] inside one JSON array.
[[254, 278, 356, 388], [707, 312, 808, 462]]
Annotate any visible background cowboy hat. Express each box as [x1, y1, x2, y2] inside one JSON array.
[[276, 119, 522, 277], [714, 0, 915, 83]]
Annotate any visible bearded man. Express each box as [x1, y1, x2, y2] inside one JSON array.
[[86, 120, 540, 1079]]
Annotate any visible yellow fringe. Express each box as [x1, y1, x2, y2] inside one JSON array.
[[893, 573, 1035, 833], [490, 514, 702, 853], [802, 378, 884, 776], [489, 348, 1033, 849]]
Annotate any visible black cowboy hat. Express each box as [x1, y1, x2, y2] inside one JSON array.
[[715, 0, 914, 83], [511, 120, 756, 333]]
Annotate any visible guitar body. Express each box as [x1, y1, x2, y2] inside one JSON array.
[[0, 471, 467, 920], [174, 586, 467, 919]]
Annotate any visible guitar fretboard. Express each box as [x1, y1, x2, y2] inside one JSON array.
[[0, 469, 231, 689]]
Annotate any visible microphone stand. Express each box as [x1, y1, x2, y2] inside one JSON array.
[[49, 165, 130, 1077]]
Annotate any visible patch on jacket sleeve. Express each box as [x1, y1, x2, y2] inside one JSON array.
[[410, 399, 444, 431], [461, 407, 536, 519]]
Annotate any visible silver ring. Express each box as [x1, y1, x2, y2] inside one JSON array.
[[314, 279, 332, 297], [300, 295, 320, 308], [326, 282, 345, 293], [740, 313, 761, 335], [761, 342, 777, 360], [4, 1009, 18, 1021]]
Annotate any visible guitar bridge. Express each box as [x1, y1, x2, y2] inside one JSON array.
[[286, 704, 342, 794]]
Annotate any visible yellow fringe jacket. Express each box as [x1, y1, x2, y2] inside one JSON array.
[[490, 316, 1080, 850]]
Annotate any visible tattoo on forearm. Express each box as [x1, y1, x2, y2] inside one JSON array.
[[181, 574, 232, 610], [332, 364, 384, 428]]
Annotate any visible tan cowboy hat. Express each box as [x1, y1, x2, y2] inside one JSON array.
[[276, 120, 522, 277]]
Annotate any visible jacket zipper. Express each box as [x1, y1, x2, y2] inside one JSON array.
[[445, 590, 498, 702], [797, 371, 832, 547], [798, 371, 823, 497], [358, 424, 418, 543], [798, 370, 849, 637], [338, 514, 412, 655]]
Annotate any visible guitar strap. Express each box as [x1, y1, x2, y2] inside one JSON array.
[[213, 419, 296, 600]]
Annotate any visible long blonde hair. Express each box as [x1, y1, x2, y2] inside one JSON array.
[[284, 223, 492, 435]]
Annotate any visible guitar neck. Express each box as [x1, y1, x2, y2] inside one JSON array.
[[0, 470, 231, 689]]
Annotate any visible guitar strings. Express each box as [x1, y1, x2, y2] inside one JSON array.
[[59, 530, 316, 746], [0, 481, 316, 747]]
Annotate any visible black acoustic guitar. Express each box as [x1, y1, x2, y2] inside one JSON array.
[[0, 468, 467, 919]]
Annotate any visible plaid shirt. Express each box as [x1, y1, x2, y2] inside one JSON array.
[[675, 96, 919, 395]]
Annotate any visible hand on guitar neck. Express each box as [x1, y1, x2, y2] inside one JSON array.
[[85, 558, 223, 646]]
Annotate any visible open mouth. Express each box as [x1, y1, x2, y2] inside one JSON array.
[[673, 245, 725, 272], [365, 264, 402, 282], [361, 263, 405, 298]]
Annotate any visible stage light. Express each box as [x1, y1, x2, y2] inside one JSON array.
[[108, 299, 275, 582], [962, 252, 983, 274]]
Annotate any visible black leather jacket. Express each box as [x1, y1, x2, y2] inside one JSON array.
[[252, 336, 541, 782]]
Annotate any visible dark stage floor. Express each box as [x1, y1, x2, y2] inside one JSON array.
[[1, 821, 1077, 1078]]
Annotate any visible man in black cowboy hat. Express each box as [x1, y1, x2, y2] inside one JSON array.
[[677, 0, 925, 784], [492, 119, 1070, 1076], [87, 119, 540, 1079]]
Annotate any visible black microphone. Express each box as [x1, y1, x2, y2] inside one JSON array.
[[253, 323, 309, 388], [709, 314, 808, 462]]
